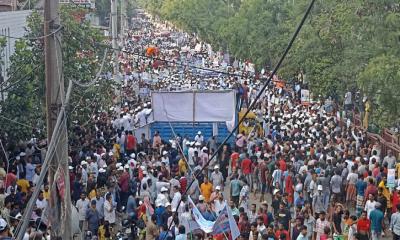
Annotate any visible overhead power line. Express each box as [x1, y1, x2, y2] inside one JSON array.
[[0, 25, 63, 41]]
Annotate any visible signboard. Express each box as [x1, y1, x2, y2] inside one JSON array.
[[301, 89, 310, 104], [388, 168, 396, 188]]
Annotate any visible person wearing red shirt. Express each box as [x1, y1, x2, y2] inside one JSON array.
[[241, 154, 252, 175], [230, 151, 239, 172], [179, 173, 187, 194], [241, 153, 252, 186], [275, 223, 290, 240], [357, 211, 370, 240], [126, 131, 137, 155], [119, 168, 130, 209], [364, 178, 377, 200], [278, 158, 287, 171]]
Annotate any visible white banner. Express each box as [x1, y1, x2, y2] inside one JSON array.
[[188, 197, 214, 233], [152, 91, 235, 122]]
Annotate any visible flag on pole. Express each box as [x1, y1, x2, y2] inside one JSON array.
[[211, 204, 241, 239], [188, 196, 214, 233]]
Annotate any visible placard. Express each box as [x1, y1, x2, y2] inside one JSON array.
[[388, 168, 396, 188]]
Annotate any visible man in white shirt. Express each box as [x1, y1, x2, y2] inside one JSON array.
[[194, 131, 204, 145], [171, 186, 181, 212], [104, 193, 116, 225], [35, 191, 48, 211], [76, 193, 89, 230], [383, 150, 397, 169], [365, 193, 377, 218]]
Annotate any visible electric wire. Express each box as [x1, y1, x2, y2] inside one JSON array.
[[160, 0, 317, 238], [0, 25, 63, 41], [0, 115, 44, 131], [0, 65, 41, 93], [71, 48, 110, 87]]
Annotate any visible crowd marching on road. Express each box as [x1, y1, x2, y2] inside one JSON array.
[[0, 10, 399, 240]]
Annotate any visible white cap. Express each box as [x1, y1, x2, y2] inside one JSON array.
[[117, 166, 124, 171], [130, 153, 136, 159], [68, 166, 74, 170], [197, 131, 202, 135], [103, 164, 107, 168], [162, 151, 168, 155], [99, 168, 106, 173], [139, 201, 143, 205], [86, 156, 91, 160], [19, 152, 26, 157], [80, 161, 87, 165], [199, 195, 205, 201], [165, 202, 171, 207], [273, 189, 280, 195], [161, 187, 168, 192], [116, 163, 122, 168], [108, 152, 114, 156], [195, 142, 201, 146], [214, 165, 219, 169], [202, 147, 208, 151], [317, 185, 323, 191], [216, 186, 221, 191], [140, 166, 146, 170], [143, 171, 147, 175], [124, 164, 129, 169]]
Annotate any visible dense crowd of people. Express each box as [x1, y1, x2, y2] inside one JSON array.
[[0, 10, 399, 240]]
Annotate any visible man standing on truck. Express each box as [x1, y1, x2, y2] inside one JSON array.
[[195, 131, 204, 145]]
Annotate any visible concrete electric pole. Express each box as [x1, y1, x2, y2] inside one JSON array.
[[120, 0, 126, 42], [44, 0, 72, 238], [111, 0, 118, 75]]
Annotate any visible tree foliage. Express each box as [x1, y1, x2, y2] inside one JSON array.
[[0, 5, 114, 143], [139, 0, 400, 128]]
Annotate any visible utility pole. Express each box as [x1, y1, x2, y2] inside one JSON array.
[[120, 0, 125, 43], [44, 0, 71, 238], [111, 0, 118, 75]]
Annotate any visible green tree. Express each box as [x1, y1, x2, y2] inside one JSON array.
[[0, 6, 114, 143]]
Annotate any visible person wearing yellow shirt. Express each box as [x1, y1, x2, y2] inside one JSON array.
[[98, 220, 111, 240], [378, 177, 391, 209], [200, 177, 213, 202], [178, 157, 187, 175], [112, 140, 121, 160], [43, 185, 50, 200], [396, 161, 400, 179], [16, 174, 30, 193]]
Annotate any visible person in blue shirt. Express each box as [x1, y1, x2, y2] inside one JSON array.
[[175, 225, 187, 240], [230, 174, 242, 206], [126, 193, 137, 219], [294, 192, 305, 208], [155, 201, 166, 227], [370, 203, 384, 240], [355, 174, 367, 216]]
